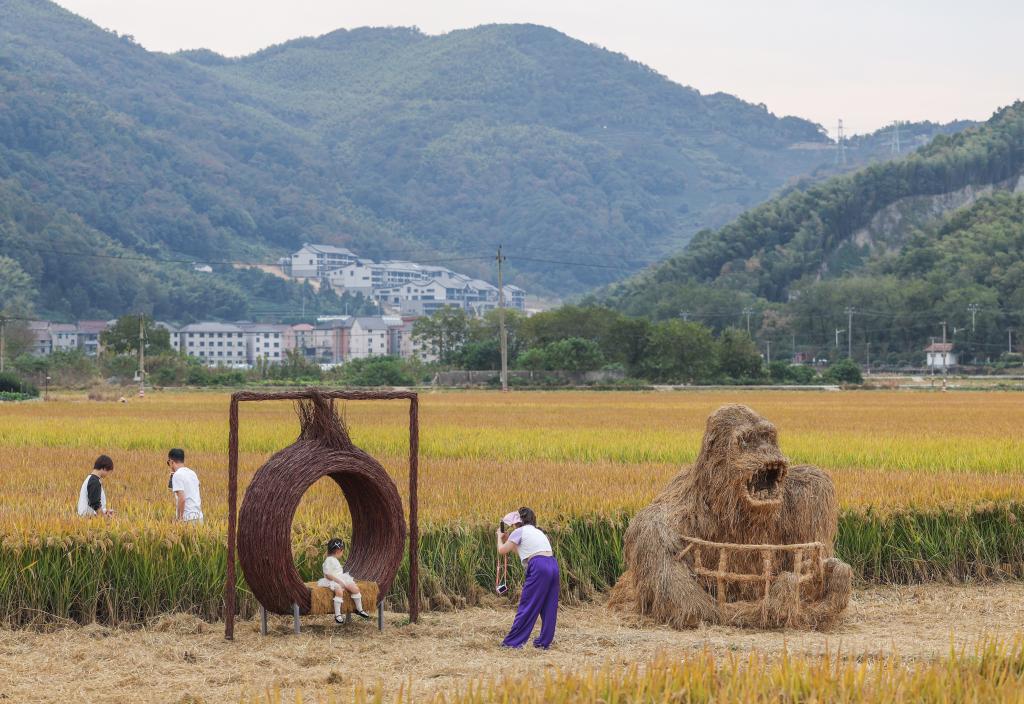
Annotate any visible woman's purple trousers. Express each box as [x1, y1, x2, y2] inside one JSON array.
[[502, 555, 560, 649]]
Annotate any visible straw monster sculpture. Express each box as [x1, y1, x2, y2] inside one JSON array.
[[609, 404, 851, 629]]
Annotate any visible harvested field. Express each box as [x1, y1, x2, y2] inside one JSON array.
[[1, 584, 1022, 703]]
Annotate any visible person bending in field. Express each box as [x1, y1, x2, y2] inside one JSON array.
[[496, 507, 560, 649], [318, 538, 370, 622], [167, 448, 203, 523], [77, 455, 115, 518]]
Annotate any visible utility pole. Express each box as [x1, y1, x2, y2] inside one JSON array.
[[743, 307, 753, 335], [835, 119, 847, 166], [679, 311, 690, 322], [940, 320, 948, 375], [890, 120, 901, 154], [865, 342, 871, 375], [968, 303, 979, 332], [138, 314, 146, 397], [0, 317, 5, 373], [766, 340, 772, 365], [1010, 329, 1015, 355], [845, 306, 855, 359], [496, 245, 508, 393], [835, 328, 843, 350]]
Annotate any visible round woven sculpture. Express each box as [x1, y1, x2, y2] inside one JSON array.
[[238, 392, 406, 615]]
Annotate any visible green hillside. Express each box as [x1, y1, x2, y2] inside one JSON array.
[[0, 0, 856, 318], [601, 103, 1024, 362]]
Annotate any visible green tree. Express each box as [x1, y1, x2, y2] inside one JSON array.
[[640, 320, 719, 382], [412, 306, 471, 365], [539, 337, 605, 372], [99, 316, 171, 355], [718, 328, 763, 379], [0, 256, 35, 315]]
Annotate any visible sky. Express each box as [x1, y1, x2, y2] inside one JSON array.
[[53, 0, 1023, 135]]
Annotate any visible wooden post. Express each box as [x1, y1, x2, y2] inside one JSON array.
[[792, 549, 804, 615], [409, 395, 420, 623], [716, 549, 728, 608], [224, 395, 239, 640]]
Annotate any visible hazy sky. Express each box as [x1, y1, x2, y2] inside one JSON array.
[[54, 0, 1022, 135]]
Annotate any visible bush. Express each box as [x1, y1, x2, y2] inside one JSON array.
[[823, 357, 864, 384], [768, 360, 819, 384], [0, 371, 38, 397], [335, 357, 414, 386]]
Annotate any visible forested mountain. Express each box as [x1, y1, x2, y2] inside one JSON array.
[[0, 0, 953, 320], [601, 103, 1024, 363]]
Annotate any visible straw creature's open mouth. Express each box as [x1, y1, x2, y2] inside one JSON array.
[[746, 461, 785, 503]]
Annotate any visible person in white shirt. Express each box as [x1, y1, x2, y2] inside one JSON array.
[[496, 506, 560, 648], [317, 537, 370, 622], [77, 455, 115, 518], [167, 448, 203, 523]]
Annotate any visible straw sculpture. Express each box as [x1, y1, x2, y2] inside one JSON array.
[[608, 404, 851, 629], [237, 391, 407, 616]]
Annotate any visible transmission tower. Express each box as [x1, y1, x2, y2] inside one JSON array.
[[889, 120, 901, 154], [835, 119, 847, 166]]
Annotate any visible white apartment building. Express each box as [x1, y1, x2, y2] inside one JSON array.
[[349, 317, 390, 359], [241, 323, 292, 365], [326, 260, 376, 296], [172, 323, 247, 366], [289, 243, 359, 279]]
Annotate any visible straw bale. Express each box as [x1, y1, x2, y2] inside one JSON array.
[[609, 404, 851, 629], [306, 581, 379, 616]]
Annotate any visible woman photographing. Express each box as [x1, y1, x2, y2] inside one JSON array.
[[496, 507, 560, 649]]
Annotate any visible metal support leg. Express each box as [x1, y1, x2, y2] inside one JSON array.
[[292, 603, 301, 635], [378, 598, 384, 632], [260, 605, 268, 636]]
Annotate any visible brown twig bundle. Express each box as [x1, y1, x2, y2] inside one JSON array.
[[237, 391, 406, 615]]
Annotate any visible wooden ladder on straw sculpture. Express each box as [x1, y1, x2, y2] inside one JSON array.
[[678, 536, 826, 617]]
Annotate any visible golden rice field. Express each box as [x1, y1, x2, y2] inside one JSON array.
[[1, 389, 1023, 535]]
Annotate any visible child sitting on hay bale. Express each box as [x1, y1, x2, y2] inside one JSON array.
[[318, 538, 370, 622]]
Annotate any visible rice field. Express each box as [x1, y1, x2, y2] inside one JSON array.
[[1, 389, 1023, 625]]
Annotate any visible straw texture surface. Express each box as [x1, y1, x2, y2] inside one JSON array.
[[238, 392, 406, 615]]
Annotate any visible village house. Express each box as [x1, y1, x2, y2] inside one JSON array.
[[924, 341, 957, 370]]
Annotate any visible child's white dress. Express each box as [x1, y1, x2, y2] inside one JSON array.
[[317, 555, 357, 591]]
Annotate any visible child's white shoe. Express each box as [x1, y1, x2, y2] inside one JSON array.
[[334, 615, 346, 624]]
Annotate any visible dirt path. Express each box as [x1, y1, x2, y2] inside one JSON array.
[[3, 584, 1023, 703]]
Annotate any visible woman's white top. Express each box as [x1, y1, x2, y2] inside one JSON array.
[[508, 524, 553, 565]]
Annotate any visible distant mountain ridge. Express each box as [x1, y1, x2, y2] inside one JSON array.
[[0, 0, 974, 319], [598, 100, 1024, 321]]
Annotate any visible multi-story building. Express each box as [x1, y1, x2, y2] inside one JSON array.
[[311, 317, 353, 364], [172, 323, 247, 366], [349, 317, 390, 359], [76, 321, 110, 357], [241, 323, 292, 365], [289, 243, 359, 279], [51, 323, 80, 353], [28, 321, 53, 356], [391, 316, 436, 362], [297, 244, 528, 318]]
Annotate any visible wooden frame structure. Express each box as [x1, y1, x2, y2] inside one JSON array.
[[223, 389, 420, 640], [678, 536, 825, 616]]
